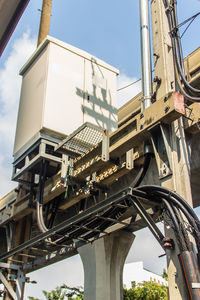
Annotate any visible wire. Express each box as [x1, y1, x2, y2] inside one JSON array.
[[175, 11, 200, 30], [117, 69, 155, 92], [117, 78, 141, 92], [180, 14, 199, 39]]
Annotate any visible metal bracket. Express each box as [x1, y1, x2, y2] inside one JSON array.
[[0, 262, 29, 299], [126, 149, 134, 170], [0, 271, 17, 300], [61, 156, 74, 187], [102, 130, 109, 162], [0, 262, 20, 271], [149, 123, 172, 179], [12, 138, 62, 182]]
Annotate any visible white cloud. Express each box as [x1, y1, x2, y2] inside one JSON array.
[[126, 225, 167, 275], [117, 73, 141, 108], [0, 31, 36, 198]]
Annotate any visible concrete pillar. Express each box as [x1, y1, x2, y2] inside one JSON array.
[[78, 230, 135, 300]]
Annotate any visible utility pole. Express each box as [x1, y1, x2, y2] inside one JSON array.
[[151, 0, 193, 298], [37, 0, 52, 47]]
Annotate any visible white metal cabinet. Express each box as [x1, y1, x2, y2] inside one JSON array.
[[13, 36, 119, 160]]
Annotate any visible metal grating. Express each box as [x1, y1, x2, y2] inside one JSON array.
[[0, 188, 162, 274], [55, 122, 103, 156], [0, 188, 133, 273]]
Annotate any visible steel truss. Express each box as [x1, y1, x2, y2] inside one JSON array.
[[0, 187, 163, 276]]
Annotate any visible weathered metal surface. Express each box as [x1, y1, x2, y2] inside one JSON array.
[[0, 0, 30, 56]]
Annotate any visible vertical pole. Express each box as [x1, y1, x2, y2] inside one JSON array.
[[37, 0, 52, 47], [151, 0, 193, 298], [139, 0, 153, 110]]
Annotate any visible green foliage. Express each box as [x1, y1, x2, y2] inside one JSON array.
[[42, 286, 66, 300], [162, 268, 168, 281], [28, 285, 83, 300], [124, 281, 168, 300], [62, 285, 84, 299], [29, 281, 167, 300], [124, 287, 136, 300]]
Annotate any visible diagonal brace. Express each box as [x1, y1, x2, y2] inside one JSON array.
[[0, 271, 17, 300], [128, 195, 165, 249]]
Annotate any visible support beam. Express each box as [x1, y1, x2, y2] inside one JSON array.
[[0, 272, 17, 300], [78, 230, 135, 300]]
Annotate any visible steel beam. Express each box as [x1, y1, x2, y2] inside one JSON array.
[[0, 272, 17, 300]]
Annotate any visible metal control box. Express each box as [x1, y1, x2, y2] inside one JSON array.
[[13, 36, 119, 160]]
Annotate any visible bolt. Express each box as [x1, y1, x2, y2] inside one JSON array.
[[165, 105, 170, 113]]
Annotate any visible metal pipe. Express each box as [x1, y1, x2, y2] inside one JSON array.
[[179, 251, 200, 300], [139, 0, 153, 110], [37, 0, 52, 47]]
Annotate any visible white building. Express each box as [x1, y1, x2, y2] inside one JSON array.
[[123, 261, 167, 289]]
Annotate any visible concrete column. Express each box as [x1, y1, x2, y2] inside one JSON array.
[[78, 230, 135, 300]]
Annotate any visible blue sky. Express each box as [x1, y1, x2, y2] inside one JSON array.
[[2, 0, 200, 76], [0, 0, 200, 299]]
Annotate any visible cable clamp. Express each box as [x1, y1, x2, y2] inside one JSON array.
[[192, 283, 200, 289], [165, 4, 174, 13], [162, 237, 175, 250]]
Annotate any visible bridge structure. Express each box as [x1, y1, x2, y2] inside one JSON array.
[[0, 0, 200, 299]]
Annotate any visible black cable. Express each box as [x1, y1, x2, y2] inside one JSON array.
[[162, 198, 179, 232], [162, 0, 200, 101], [130, 153, 152, 188], [173, 205, 192, 252], [151, 191, 193, 251], [136, 186, 200, 252], [174, 38, 200, 95], [161, 198, 188, 252], [138, 185, 200, 228]]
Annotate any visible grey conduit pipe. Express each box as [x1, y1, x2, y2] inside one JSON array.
[[139, 0, 153, 110]]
